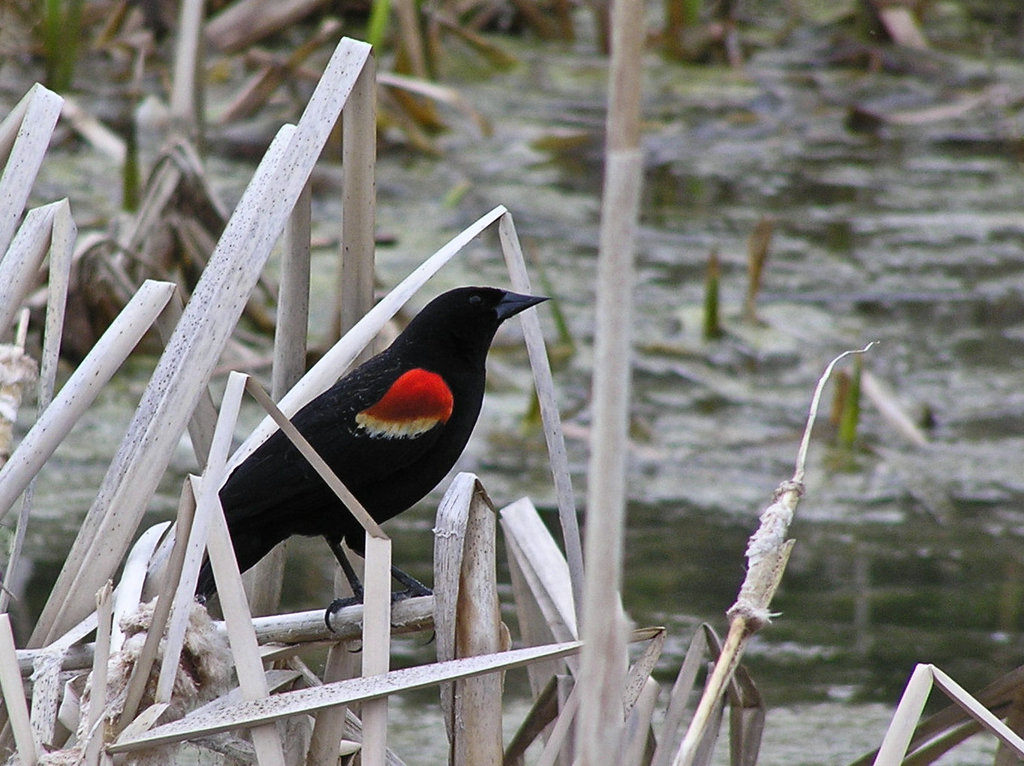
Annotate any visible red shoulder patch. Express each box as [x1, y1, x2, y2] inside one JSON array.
[[356, 368, 454, 438]]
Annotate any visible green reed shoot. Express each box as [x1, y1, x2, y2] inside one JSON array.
[[837, 356, 862, 448], [40, 0, 85, 92], [703, 248, 723, 340]]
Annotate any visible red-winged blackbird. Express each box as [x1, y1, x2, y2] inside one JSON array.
[[195, 286, 546, 611]]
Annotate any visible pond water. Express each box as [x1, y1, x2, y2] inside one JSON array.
[[8, 4, 1024, 764]]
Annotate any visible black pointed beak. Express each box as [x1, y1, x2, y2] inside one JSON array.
[[496, 291, 548, 321]]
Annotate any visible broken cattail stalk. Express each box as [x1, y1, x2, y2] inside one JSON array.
[[865, 664, 1024, 764], [672, 343, 875, 766]]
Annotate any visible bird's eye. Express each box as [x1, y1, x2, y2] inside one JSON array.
[[468, 295, 483, 307]]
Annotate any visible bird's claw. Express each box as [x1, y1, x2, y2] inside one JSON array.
[[393, 584, 432, 602], [324, 596, 362, 631], [324, 587, 433, 631]]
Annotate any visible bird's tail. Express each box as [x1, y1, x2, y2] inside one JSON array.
[[195, 559, 216, 603]]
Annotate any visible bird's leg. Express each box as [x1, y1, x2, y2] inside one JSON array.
[[323, 539, 434, 630], [390, 565, 432, 601], [324, 537, 365, 627], [326, 536, 365, 601]]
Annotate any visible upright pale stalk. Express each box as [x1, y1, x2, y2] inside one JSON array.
[[575, 0, 645, 760]]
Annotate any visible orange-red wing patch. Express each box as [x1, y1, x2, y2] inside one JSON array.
[[355, 368, 454, 439]]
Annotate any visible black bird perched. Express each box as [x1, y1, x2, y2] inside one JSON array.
[[195, 286, 546, 614]]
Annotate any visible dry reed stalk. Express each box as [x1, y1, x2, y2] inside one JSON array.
[[305, 639, 361, 765], [15, 598, 433, 678], [861, 371, 929, 447], [336, 54, 377, 348], [153, 290, 217, 475], [672, 344, 876, 766], [169, 0, 204, 141], [0, 311, 35, 470], [110, 523, 171, 653], [60, 97, 125, 163], [206, 0, 329, 53], [434, 474, 504, 765], [0, 280, 177, 523], [117, 486, 196, 730], [497, 213, 584, 621], [82, 582, 113, 766], [623, 628, 665, 716], [0, 613, 37, 761], [534, 683, 580, 766], [154, 375, 246, 707], [650, 626, 716, 766], [743, 215, 773, 324], [110, 642, 582, 753], [501, 498, 577, 670], [0, 201, 61, 333], [30, 39, 373, 647], [196, 372, 288, 765], [575, 0, 645, 760], [307, 58, 379, 759], [377, 72, 491, 137], [360, 533, 393, 765], [34, 200, 74, 409], [0, 84, 62, 256], [620, 677, 659, 765], [502, 497, 579, 762], [275, 181, 313, 400], [872, 665, 1024, 764], [220, 20, 343, 124]]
